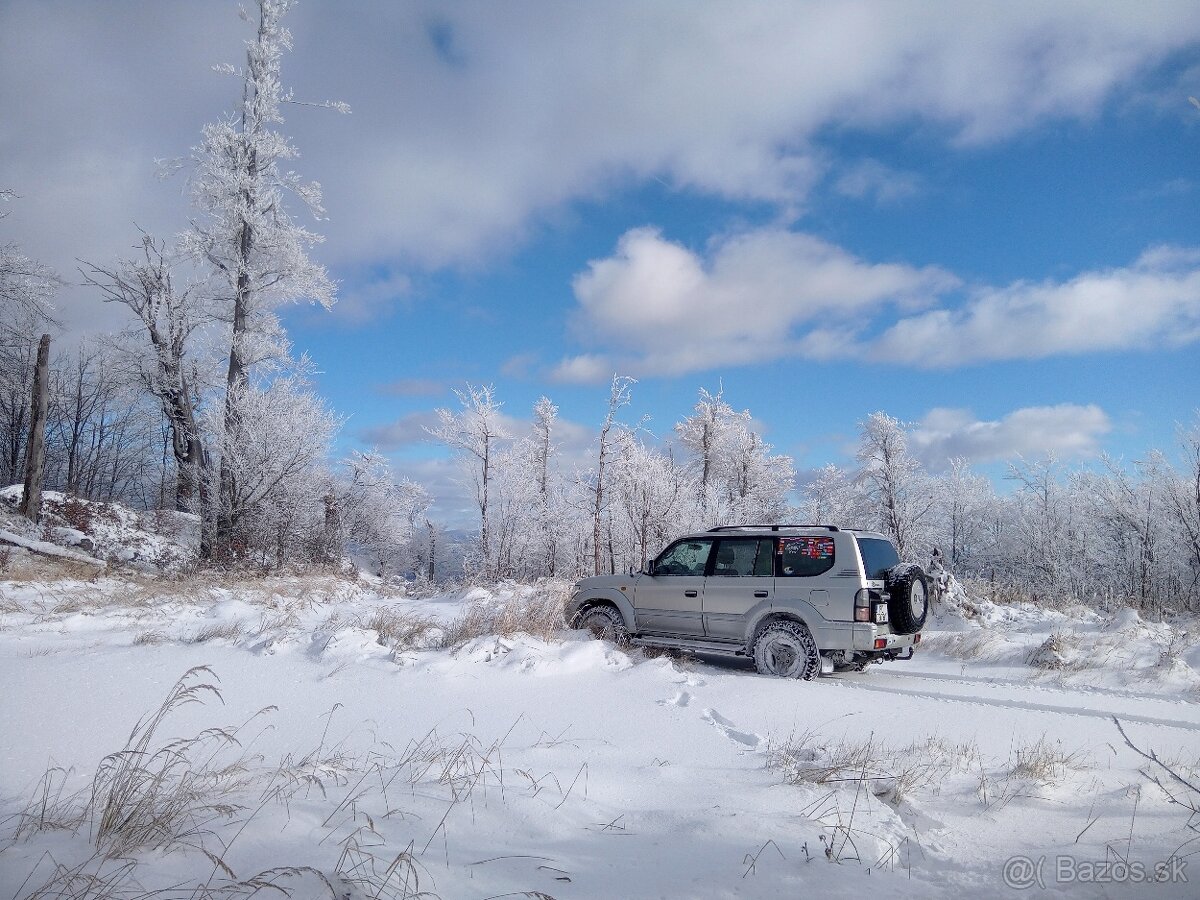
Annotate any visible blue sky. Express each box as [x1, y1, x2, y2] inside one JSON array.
[[2, 1, 1199, 522]]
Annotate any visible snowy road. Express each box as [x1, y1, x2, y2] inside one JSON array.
[[1, 578, 1198, 898]]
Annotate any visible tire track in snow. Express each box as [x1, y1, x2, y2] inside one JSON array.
[[881, 668, 1198, 706], [824, 678, 1200, 732]]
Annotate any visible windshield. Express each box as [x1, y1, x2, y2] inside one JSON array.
[[855, 536, 900, 580]]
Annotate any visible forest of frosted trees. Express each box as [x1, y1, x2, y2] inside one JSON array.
[[2, 0, 1198, 614]]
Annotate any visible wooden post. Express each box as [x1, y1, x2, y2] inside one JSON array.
[[19, 334, 51, 523]]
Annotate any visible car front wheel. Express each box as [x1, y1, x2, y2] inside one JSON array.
[[574, 604, 629, 646]]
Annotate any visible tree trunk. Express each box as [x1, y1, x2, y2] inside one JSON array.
[[19, 334, 50, 522], [480, 436, 491, 575], [426, 520, 436, 581], [214, 124, 256, 558]]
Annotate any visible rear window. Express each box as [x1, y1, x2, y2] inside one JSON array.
[[777, 536, 835, 577], [856, 537, 900, 580]]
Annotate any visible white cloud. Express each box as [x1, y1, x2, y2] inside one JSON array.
[[2, 1, 1198, 335], [551, 354, 617, 385], [555, 231, 1200, 380], [358, 411, 442, 451], [321, 270, 412, 326], [909, 404, 1112, 469], [834, 159, 922, 204], [554, 226, 957, 382], [872, 246, 1200, 366]]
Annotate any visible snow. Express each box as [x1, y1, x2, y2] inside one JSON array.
[[1, 565, 1198, 898], [1, 486, 196, 570], [0, 528, 105, 567]]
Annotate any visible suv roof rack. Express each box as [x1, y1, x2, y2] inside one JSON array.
[[707, 524, 840, 533]]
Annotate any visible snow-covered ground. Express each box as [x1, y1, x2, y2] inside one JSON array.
[[1, 561, 1199, 898]]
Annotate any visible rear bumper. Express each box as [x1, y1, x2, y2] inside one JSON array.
[[852, 625, 921, 652]]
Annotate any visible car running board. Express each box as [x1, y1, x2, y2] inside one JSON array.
[[631, 635, 748, 657]]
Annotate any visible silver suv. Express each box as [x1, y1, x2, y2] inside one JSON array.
[[566, 525, 928, 679]]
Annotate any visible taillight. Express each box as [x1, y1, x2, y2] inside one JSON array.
[[854, 607, 870, 622], [854, 588, 871, 608], [914, 632, 922, 644], [873, 638, 887, 649]]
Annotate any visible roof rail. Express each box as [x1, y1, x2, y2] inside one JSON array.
[[707, 524, 840, 533]]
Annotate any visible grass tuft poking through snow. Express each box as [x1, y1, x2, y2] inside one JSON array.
[[1027, 631, 1081, 670], [442, 584, 567, 646], [185, 621, 249, 644], [89, 665, 256, 856], [3, 664, 594, 900], [361, 607, 444, 653], [1008, 735, 1087, 783]]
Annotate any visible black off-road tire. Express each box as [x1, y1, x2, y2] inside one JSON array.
[[574, 604, 629, 647], [752, 619, 821, 680], [886, 565, 929, 634]]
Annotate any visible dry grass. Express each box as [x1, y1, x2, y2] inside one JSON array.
[[88, 666, 260, 856], [1008, 735, 1088, 783], [975, 734, 1091, 811], [132, 630, 169, 646], [766, 730, 949, 805], [185, 621, 248, 644], [919, 629, 1015, 663], [441, 586, 567, 646], [362, 607, 444, 652], [8, 767, 84, 841], [4, 667, 578, 900], [0, 592, 24, 614], [1027, 631, 1081, 670]]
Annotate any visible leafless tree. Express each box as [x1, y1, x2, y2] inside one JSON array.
[[80, 235, 207, 517]]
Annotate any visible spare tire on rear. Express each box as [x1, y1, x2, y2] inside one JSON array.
[[885, 564, 929, 634]]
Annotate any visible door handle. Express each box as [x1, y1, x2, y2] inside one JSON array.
[[684, 590, 698, 598], [754, 590, 769, 598]]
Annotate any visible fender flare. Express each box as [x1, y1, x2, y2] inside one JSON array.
[[745, 606, 819, 649], [573, 590, 637, 632]]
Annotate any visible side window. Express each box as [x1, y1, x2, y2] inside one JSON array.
[[753, 538, 774, 576], [711, 539, 759, 577], [778, 536, 835, 577], [653, 539, 713, 576], [711, 538, 776, 577]]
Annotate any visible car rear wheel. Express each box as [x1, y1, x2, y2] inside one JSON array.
[[753, 620, 820, 680]]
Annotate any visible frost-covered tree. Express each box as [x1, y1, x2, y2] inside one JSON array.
[[676, 387, 794, 526], [934, 458, 996, 571], [530, 396, 561, 574], [336, 451, 431, 574], [1147, 414, 1200, 605], [0, 190, 58, 346], [179, 0, 342, 553], [799, 463, 867, 526], [81, 235, 207, 515], [426, 384, 511, 576], [589, 375, 636, 574], [719, 425, 795, 524], [856, 412, 934, 560], [613, 435, 689, 571], [1002, 455, 1095, 602], [0, 191, 59, 485], [206, 368, 340, 562], [676, 387, 732, 517], [1079, 455, 1166, 606]]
